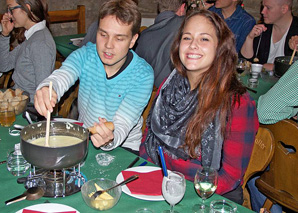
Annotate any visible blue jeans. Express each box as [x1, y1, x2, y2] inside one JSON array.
[[247, 176, 282, 213]]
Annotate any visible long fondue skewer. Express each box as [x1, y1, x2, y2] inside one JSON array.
[[45, 81, 53, 147], [289, 46, 297, 65]]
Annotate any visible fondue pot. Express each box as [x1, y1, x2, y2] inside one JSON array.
[[274, 56, 298, 77], [20, 121, 89, 170]]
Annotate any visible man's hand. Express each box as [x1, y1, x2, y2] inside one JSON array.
[[90, 117, 114, 148], [248, 24, 267, 40], [289, 35, 298, 51], [34, 86, 58, 117]]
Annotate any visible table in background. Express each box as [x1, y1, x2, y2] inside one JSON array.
[[0, 115, 254, 213], [241, 71, 279, 105], [54, 34, 86, 58]]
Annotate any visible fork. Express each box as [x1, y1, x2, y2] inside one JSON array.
[[92, 174, 139, 199]]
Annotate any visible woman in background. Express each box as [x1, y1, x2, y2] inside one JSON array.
[[140, 10, 259, 204], [0, 0, 55, 102]]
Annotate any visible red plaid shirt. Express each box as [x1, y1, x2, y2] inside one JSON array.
[[140, 92, 259, 195]]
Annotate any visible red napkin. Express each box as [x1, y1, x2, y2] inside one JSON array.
[[22, 210, 76, 213], [121, 169, 163, 196]]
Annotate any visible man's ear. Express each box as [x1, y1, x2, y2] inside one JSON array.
[[129, 33, 139, 49], [281, 4, 289, 14], [176, 3, 186, 16]]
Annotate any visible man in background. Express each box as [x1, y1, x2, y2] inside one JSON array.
[[208, 0, 256, 53], [134, 0, 186, 88], [240, 0, 298, 71]]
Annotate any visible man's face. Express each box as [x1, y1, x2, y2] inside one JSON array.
[[261, 0, 285, 24], [96, 15, 138, 75], [215, 0, 235, 9]]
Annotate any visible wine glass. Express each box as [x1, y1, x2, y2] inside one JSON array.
[[236, 58, 247, 81], [162, 171, 186, 213], [192, 167, 218, 213]]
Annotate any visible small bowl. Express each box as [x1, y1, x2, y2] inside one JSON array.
[[251, 63, 263, 73], [81, 178, 122, 211]]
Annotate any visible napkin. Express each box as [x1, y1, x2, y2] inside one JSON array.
[[121, 169, 163, 196], [22, 210, 76, 213]]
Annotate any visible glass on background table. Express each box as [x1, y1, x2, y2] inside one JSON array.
[[0, 115, 255, 213], [240, 69, 279, 105]]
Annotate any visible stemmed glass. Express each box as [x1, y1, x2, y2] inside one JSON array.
[[192, 167, 218, 213], [236, 58, 247, 81], [162, 171, 186, 213]]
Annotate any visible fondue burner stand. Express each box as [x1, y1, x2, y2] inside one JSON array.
[[22, 163, 86, 198]]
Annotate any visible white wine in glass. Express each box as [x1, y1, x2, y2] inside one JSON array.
[[193, 167, 218, 213], [162, 171, 186, 213]]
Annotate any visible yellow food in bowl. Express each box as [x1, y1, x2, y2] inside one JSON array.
[[88, 183, 114, 210], [0, 88, 29, 115], [81, 178, 121, 211]]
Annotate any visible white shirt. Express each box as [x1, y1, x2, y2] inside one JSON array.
[[24, 20, 46, 40], [267, 28, 289, 64]]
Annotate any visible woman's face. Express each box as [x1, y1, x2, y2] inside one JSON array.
[[6, 0, 31, 29], [179, 15, 218, 79]]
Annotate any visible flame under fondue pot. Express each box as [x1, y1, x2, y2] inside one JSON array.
[[20, 121, 89, 170]]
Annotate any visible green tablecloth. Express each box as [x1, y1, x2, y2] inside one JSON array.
[[54, 34, 86, 58], [0, 116, 254, 213], [241, 71, 279, 105]]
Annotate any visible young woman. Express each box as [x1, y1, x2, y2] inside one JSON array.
[[139, 10, 259, 204], [0, 0, 55, 102]]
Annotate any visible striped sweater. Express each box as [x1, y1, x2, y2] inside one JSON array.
[[37, 43, 154, 151]]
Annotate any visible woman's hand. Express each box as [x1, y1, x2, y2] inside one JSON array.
[[90, 117, 114, 148], [1, 13, 14, 36], [289, 35, 298, 51]]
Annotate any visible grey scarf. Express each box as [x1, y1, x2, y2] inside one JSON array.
[[144, 70, 223, 170]]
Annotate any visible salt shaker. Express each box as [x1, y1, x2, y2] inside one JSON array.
[[7, 144, 30, 176]]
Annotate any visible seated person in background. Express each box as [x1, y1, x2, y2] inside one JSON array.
[[207, 0, 256, 53], [134, 0, 186, 88], [0, 0, 56, 102], [139, 10, 259, 204], [258, 60, 298, 124], [240, 0, 298, 71], [34, 0, 154, 154], [79, 0, 139, 47]]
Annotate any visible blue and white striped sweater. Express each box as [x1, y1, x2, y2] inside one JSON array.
[[38, 43, 154, 151]]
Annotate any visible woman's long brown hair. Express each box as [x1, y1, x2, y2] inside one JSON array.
[[171, 10, 246, 158]]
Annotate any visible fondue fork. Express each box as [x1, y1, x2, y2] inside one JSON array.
[[92, 174, 138, 199]]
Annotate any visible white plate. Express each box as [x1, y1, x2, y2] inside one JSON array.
[[16, 203, 79, 213], [116, 166, 164, 201], [70, 37, 84, 46]]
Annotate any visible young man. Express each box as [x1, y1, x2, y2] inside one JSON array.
[[34, 0, 154, 153], [134, 0, 186, 88], [240, 0, 298, 71], [208, 0, 256, 52]]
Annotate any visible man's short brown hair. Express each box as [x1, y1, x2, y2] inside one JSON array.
[[98, 0, 141, 35], [157, 0, 186, 13]]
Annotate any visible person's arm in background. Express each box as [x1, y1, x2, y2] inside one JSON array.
[[240, 24, 266, 59], [257, 61, 298, 124], [289, 35, 298, 51], [79, 20, 98, 47]]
